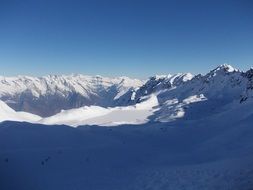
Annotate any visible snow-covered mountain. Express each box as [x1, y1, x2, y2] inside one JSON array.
[[0, 64, 253, 126], [0, 75, 143, 117], [135, 64, 250, 122], [112, 64, 253, 123], [1, 64, 253, 190]]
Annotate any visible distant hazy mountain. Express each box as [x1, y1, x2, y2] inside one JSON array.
[[0, 75, 143, 117]]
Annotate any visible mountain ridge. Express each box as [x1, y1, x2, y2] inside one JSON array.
[[0, 64, 253, 125], [0, 75, 144, 116]]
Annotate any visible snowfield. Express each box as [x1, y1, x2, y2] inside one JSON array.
[[40, 95, 159, 126], [1, 100, 253, 190], [0, 95, 159, 126], [1, 64, 253, 190]]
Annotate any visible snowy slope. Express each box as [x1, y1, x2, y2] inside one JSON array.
[[40, 95, 159, 126], [0, 100, 41, 122], [1, 99, 253, 190], [126, 64, 251, 122]]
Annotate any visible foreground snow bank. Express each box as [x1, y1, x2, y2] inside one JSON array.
[[1, 102, 253, 190]]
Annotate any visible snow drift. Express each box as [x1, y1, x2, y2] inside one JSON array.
[[0, 100, 41, 122], [40, 95, 159, 126]]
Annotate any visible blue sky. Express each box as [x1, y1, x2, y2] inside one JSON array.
[[0, 0, 252, 78]]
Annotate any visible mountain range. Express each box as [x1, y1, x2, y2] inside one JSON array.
[[1, 64, 253, 190], [0, 64, 253, 126]]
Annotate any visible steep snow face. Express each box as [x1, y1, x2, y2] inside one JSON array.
[[206, 64, 238, 77], [40, 95, 159, 127], [130, 64, 243, 103], [240, 68, 253, 102], [0, 75, 143, 117], [118, 73, 194, 106], [0, 100, 41, 122], [154, 94, 208, 122]]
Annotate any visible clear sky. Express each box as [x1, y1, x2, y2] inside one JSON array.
[[0, 0, 252, 78]]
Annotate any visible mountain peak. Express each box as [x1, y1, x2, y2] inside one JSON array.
[[214, 64, 238, 73], [205, 64, 239, 79]]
